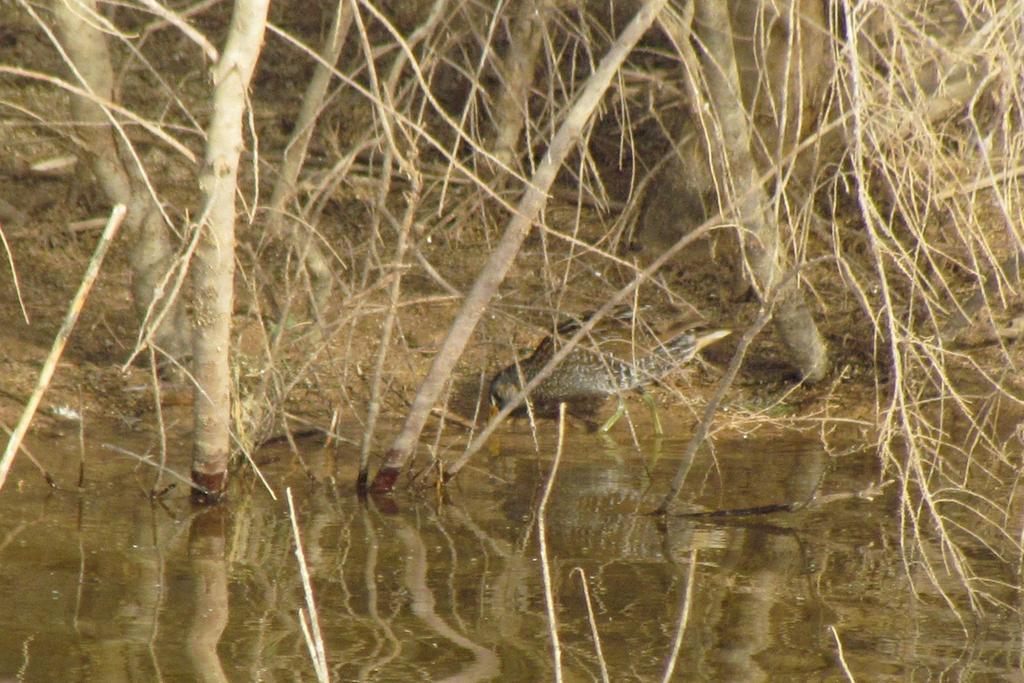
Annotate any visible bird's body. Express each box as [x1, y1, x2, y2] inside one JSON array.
[[489, 316, 730, 432]]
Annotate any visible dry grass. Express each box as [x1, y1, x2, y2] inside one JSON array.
[[835, 0, 1024, 611]]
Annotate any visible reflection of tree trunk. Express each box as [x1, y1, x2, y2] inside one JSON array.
[[356, 505, 401, 678], [446, 506, 529, 645], [191, 0, 270, 502], [396, 520, 500, 682], [710, 529, 790, 681], [693, 0, 828, 382], [186, 509, 230, 683], [73, 489, 166, 681], [53, 0, 190, 364]]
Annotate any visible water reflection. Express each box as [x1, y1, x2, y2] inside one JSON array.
[[0, 424, 1020, 680], [186, 509, 229, 683]]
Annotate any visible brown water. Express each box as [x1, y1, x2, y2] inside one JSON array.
[[0, 420, 1021, 682]]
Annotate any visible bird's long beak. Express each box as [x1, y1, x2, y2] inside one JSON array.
[[692, 328, 732, 352], [488, 397, 502, 455]]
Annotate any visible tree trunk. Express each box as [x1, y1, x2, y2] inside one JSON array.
[[191, 0, 269, 503], [263, 0, 353, 309], [488, 0, 547, 181], [53, 0, 190, 366], [693, 0, 828, 381]]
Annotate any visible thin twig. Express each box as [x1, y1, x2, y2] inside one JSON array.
[[353, 0, 424, 488], [133, 0, 219, 61], [101, 443, 208, 495], [571, 567, 609, 683], [286, 488, 329, 682], [655, 255, 835, 514], [830, 625, 856, 682], [0, 421, 56, 489], [538, 403, 567, 683], [148, 345, 169, 495], [660, 550, 698, 682], [656, 308, 772, 514], [0, 225, 29, 324]]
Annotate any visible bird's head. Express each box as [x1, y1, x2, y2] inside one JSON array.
[[488, 366, 523, 413]]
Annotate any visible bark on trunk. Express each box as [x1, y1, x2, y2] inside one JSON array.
[[488, 0, 547, 179], [53, 0, 190, 365], [191, 0, 269, 503]]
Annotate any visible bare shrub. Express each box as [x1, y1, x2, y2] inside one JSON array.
[[2, 0, 1022, 605], [836, 0, 1024, 608]]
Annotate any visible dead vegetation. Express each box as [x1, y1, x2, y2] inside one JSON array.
[[0, 0, 1021, 610]]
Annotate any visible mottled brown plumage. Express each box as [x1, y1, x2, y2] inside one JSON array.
[[489, 312, 730, 432]]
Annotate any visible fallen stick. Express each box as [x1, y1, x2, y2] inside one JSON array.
[[0, 203, 126, 493]]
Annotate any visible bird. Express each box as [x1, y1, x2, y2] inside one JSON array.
[[489, 310, 730, 434]]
